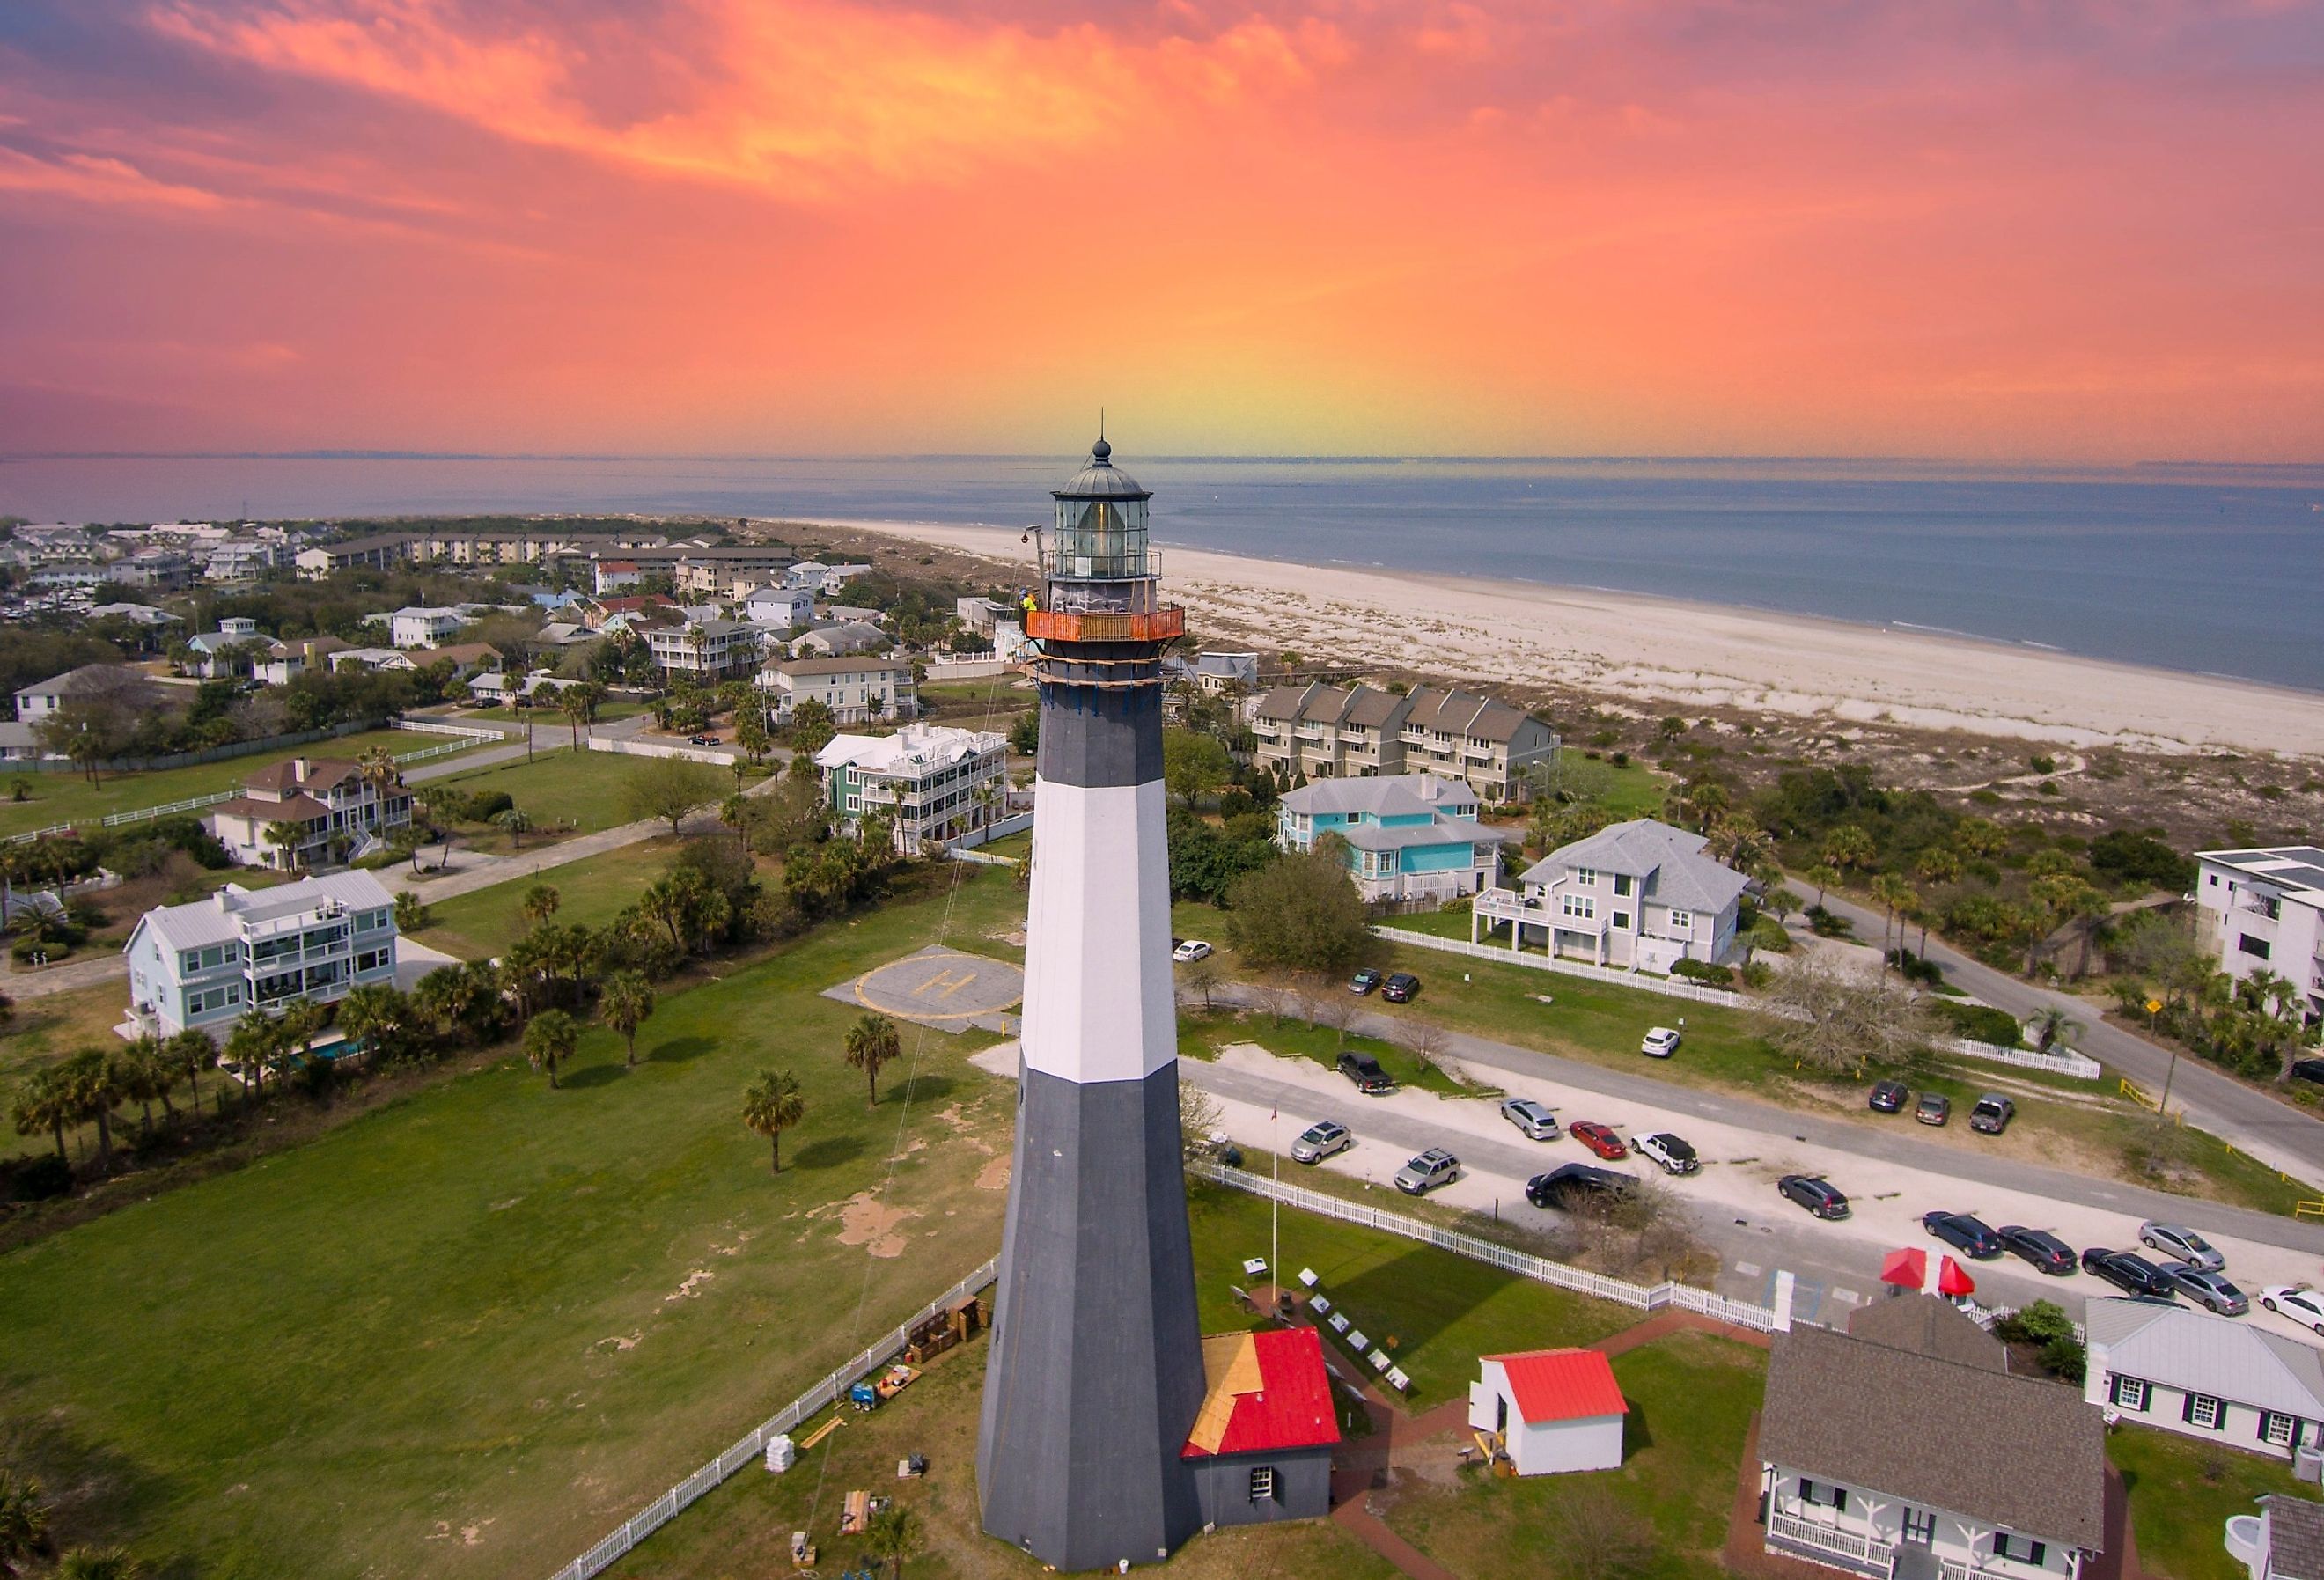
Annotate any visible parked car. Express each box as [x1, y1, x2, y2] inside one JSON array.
[[687, 734, 719, 746], [1289, 1121, 1351, 1165], [2139, 1221, 2225, 1272], [1500, 1098, 1560, 1141], [1350, 968, 1383, 995], [1394, 1147, 1461, 1195], [1921, 1211, 2004, 1260], [2260, 1285, 2324, 1334], [1526, 1163, 1638, 1207], [1569, 1121, 1629, 1160], [1640, 1026, 1681, 1059], [2291, 1058, 2324, 1086], [1968, 1094, 2016, 1135], [1915, 1092, 1953, 1127], [1868, 1079, 1909, 1114], [1777, 1175, 1851, 1219], [1997, 1225, 2077, 1275], [2081, 1247, 2179, 1299], [1171, 938, 1213, 964], [1631, 1132, 1700, 1176], [1336, 1052, 1394, 1094], [2161, 1264, 2248, 1316], [1381, 973, 1421, 1003]]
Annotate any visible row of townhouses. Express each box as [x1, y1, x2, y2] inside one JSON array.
[[1250, 680, 1560, 804]]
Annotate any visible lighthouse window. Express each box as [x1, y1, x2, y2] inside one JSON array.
[[1248, 1467, 1276, 1502]]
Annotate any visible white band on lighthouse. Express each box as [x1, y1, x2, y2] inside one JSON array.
[[1019, 775, 1175, 1086]]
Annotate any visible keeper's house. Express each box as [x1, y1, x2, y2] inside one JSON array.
[[2084, 1297, 2324, 1459], [1180, 1326, 1338, 1529], [1757, 1296, 2107, 1580], [124, 873, 400, 1039]]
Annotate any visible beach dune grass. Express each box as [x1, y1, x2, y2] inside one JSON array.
[[0, 867, 1026, 1580]]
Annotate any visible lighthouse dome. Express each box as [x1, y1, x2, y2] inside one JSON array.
[[1055, 437, 1151, 502]]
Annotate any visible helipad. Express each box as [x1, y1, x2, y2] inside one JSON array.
[[822, 944, 1024, 1035]]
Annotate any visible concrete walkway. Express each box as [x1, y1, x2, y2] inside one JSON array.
[[1809, 885, 2324, 1191]]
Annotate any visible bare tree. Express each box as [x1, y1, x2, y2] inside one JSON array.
[[1764, 951, 1933, 1073], [1313, 987, 1360, 1047], [1179, 1078, 1225, 1160], [1548, 1485, 1657, 1580], [1180, 954, 1221, 1011], [1403, 1018, 1453, 1074]]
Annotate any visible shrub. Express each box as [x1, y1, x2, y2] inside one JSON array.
[[1671, 959, 1735, 986], [1886, 948, 1945, 987], [6, 1152, 73, 1202], [1739, 960, 1774, 990], [1931, 999, 2022, 1047], [1610, 751, 1629, 768], [466, 790, 515, 821], [1805, 905, 1852, 938], [2041, 1335, 2087, 1385]]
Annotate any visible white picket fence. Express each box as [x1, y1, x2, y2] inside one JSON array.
[[1189, 1159, 1782, 1333], [545, 1259, 997, 1580], [393, 719, 506, 742], [1938, 1034, 2102, 1081], [99, 790, 238, 827], [1371, 925, 1747, 1007], [586, 736, 736, 766]]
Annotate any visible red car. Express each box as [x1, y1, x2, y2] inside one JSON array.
[[1569, 1121, 1628, 1160]]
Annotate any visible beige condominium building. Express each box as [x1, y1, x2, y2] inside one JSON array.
[[1250, 680, 1559, 803]]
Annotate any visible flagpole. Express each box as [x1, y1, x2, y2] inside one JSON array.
[[1270, 1104, 1280, 1312]]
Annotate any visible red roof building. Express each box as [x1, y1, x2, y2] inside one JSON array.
[[1182, 1327, 1339, 1459], [1483, 1348, 1629, 1424], [1470, 1348, 1629, 1474]]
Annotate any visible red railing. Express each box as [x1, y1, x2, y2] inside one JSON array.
[[1023, 606, 1185, 643]]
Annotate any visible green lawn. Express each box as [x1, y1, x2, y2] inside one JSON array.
[[1178, 1004, 1490, 1099], [416, 746, 764, 841], [0, 728, 473, 837], [2111, 1424, 2305, 1580], [1387, 1328, 1766, 1579], [459, 702, 648, 725], [0, 867, 1030, 1580], [408, 839, 690, 959], [975, 828, 1031, 862]]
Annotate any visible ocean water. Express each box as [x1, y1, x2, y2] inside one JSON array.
[[5, 453, 2322, 692]]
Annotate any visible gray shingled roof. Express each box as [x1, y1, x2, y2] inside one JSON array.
[[1848, 1293, 2009, 1373], [1333, 819, 1506, 854], [1282, 774, 1479, 819], [2262, 1497, 2324, 1580], [1761, 1320, 2106, 1550], [2086, 1297, 2324, 1417], [1521, 819, 1750, 912]]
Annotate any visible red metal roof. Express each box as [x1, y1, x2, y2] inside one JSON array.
[[1180, 1327, 1340, 1459], [1484, 1348, 1629, 1425], [1937, 1256, 1976, 1297], [1880, 1247, 1928, 1290]]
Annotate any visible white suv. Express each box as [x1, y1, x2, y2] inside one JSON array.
[[1631, 1132, 1700, 1176], [1641, 1027, 1681, 1058]]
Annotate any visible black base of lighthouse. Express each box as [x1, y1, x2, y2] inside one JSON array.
[[976, 1061, 1207, 1570]]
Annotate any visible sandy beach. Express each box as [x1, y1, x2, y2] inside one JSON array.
[[828, 518, 2324, 759]]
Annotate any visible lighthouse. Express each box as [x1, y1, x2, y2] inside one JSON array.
[[975, 437, 1207, 1569]]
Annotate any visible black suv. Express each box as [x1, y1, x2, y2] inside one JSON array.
[[1776, 1175, 1850, 1220], [1997, 1225, 2077, 1275], [1868, 1079, 1909, 1113], [1526, 1163, 1638, 1207], [1381, 973, 1421, 1003], [1336, 1052, 1394, 1094], [1921, 1211, 2004, 1260], [2082, 1247, 2179, 1299]]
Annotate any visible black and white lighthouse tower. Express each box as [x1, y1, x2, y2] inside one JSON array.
[[975, 438, 1207, 1570]]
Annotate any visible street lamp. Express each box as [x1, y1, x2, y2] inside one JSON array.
[[2147, 996, 2181, 1117]]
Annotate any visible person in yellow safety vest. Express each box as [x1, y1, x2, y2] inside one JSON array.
[[1020, 590, 1038, 620]]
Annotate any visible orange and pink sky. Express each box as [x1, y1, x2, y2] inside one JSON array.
[[2, 1, 2320, 460]]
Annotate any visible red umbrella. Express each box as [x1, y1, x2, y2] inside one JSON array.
[[1937, 1255, 1975, 1297], [1879, 1247, 1928, 1290]]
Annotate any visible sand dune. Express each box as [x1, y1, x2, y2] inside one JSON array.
[[830, 518, 2324, 758]]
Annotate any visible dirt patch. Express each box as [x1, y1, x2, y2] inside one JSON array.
[[663, 1268, 714, 1302], [975, 1154, 1011, 1191], [822, 1191, 922, 1258]]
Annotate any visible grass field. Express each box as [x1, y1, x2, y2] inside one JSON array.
[[0, 865, 1030, 1580], [2111, 1425, 2303, 1580], [1178, 1004, 1489, 1099], [1387, 1327, 1766, 1580], [459, 702, 650, 725], [408, 839, 690, 959], [607, 1177, 1655, 1577], [1166, 898, 2306, 1216], [0, 728, 475, 838], [0, 981, 127, 1099]]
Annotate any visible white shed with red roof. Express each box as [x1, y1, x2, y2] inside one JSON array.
[[1468, 1348, 1628, 1474]]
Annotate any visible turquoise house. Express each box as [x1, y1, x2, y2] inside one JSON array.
[[1276, 773, 1507, 903]]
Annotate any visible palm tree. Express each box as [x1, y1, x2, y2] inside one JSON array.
[[9, 1069, 72, 1165], [0, 1467, 52, 1576], [521, 883, 562, 930], [525, 1008, 580, 1090], [599, 970, 656, 1067], [2026, 1005, 2080, 1055], [1820, 826, 1876, 884], [338, 982, 415, 1065], [844, 1013, 901, 1108], [165, 1029, 217, 1110], [739, 1068, 805, 1172], [263, 819, 308, 871], [720, 793, 764, 858], [561, 686, 593, 748], [356, 746, 403, 835], [119, 1034, 173, 1132], [225, 1009, 283, 1100], [1805, 863, 1840, 909], [1869, 874, 1916, 973], [55, 1547, 143, 1580], [495, 807, 534, 849], [1914, 847, 1962, 892], [864, 1503, 917, 1579], [393, 891, 429, 933], [59, 1047, 122, 1171]]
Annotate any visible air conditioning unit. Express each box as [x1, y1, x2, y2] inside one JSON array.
[[2296, 1446, 2321, 1484]]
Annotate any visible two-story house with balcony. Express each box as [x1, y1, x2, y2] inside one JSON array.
[[1758, 1295, 2107, 1580], [383, 606, 469, 649], [185, 615, 268, 678], [1472, 817, 1748, 971], [205, 756, 413, 869], [2194, 846, 2324, 1025], [815, 724, 1006, 854], [760, 656, 916, 724], [123, 872, 401, 1039], [1276, 774, 1506, 902]]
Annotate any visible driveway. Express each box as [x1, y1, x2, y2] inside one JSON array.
[[1808, 886, 2324, 1190]]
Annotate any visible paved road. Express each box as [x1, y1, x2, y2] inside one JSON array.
[[1183, 1056, 2082, 1319], [1810, 886, 2324, 1190], [1201, 980, 2324, 1258]]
